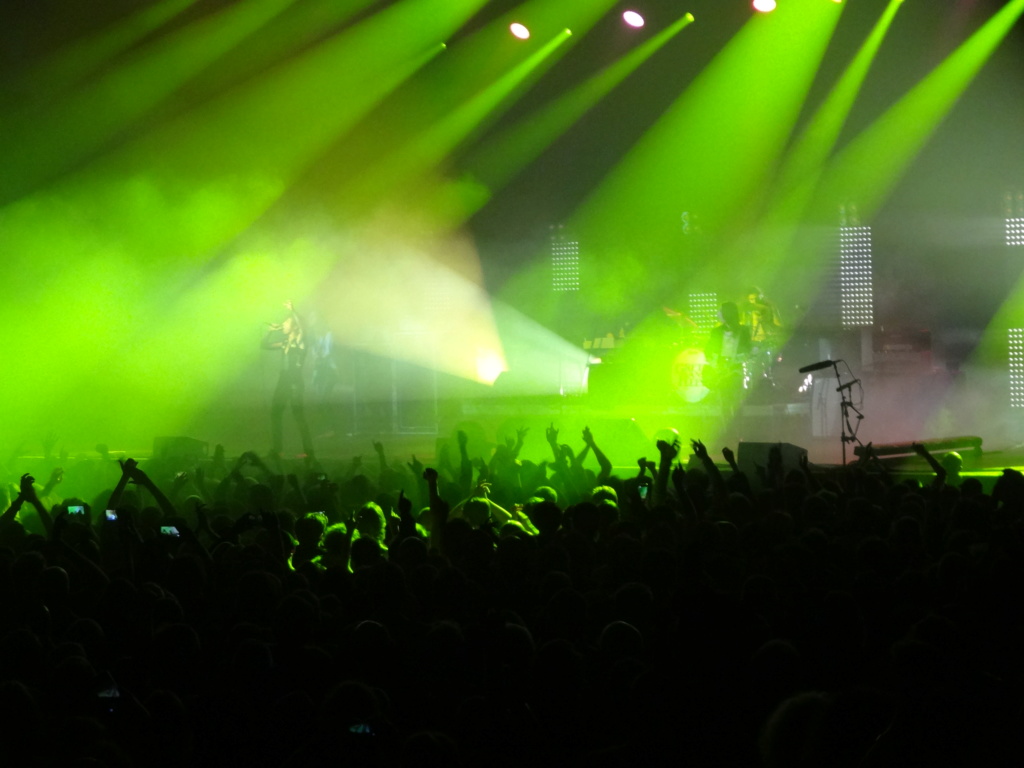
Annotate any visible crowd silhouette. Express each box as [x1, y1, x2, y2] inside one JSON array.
[[0, 426, 1022, 767]]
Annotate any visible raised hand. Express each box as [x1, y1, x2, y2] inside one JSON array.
[[19, 473, 38, 501], [691, 439, 709, 461], [398, 489, 413, 517], [408, 455, 424, 476], [546, 424, 559, 445], [583, 426, 595, 446], [657, 439, 680, 462]]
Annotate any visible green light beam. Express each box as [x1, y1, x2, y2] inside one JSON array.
[[83, 0, 482, 263], [9, 0, 198, 108], [455, 13, 696, 216], [767, 0, 900, 229], [0, 0, 299, 203], [174, 0, 385, 105], [0, 0, 489, 449], [346, 30, 574, 216], [736, 0, 900, 313], [314, 0, 620, 222], [568, 0, 843, 318], [777, 0, 1024, 443], [814, 0, 1024, 223]]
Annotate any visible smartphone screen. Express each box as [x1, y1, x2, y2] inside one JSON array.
[[160, 525, 180, 537], [68, 505, 86, 516], [105, 510, 117, 521]]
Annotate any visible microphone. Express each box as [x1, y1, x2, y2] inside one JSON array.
[[798, 359, 837, 373], [835, 379, 860, 393]]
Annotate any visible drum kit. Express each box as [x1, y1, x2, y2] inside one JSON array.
[[664, 316, 781, 404]]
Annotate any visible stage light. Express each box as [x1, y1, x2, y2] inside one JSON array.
[[1010, 329, 1024, 408], [510, 22, 530, 39], [623, 10, 645, 28], [753, 0, 777, 11], [839, 225, 874, 327], [550, 227, 580, 292]]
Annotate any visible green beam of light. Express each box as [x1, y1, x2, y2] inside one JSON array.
[[77, 0, 479, 265], [764, 0, 901, 235], [451, 13, 696, 220], [373, 0, 612, 139], [731, 0, 900, 322], [0, 0, 299, 203], [7, 0, 198, 108], [0, 0, 488, 450], [794, 0, 1024, 393], [174, 0, 385, 106], [347, 29, 575, 218], [321, 0, 620, 223], [814, 0, 1024, 224], [566, 0, 843, 321]]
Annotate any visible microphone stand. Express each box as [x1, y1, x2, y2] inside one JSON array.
[[800, 359, 865, 465], [833, 363, 863, 465]]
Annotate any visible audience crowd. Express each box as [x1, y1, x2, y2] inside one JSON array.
[[0, 425, 1022, 767]]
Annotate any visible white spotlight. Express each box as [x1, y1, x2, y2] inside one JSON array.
[[622, 10, 645, 28]]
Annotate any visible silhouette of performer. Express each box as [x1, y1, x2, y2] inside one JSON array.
[[741, 286, 782, 384], [262, 300, 315, 458], [704, 301, 752, 416]]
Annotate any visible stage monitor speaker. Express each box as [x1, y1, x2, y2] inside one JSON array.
[[737, 441, 807, 483], [153, 436, 208, 463]]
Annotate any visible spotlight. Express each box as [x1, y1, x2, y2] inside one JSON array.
[[622, 10, 645, 28], [509, 22, 530, 39], [752, 0, 777, 11]]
